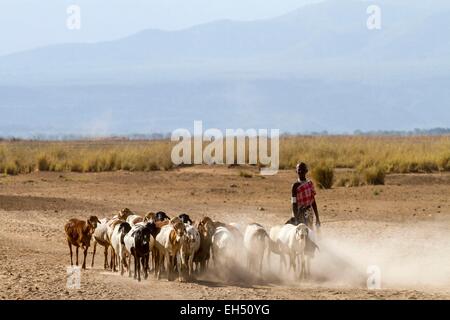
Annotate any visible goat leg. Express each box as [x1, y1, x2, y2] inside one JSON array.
[[200, 260, 206, 274], [148, 251, 153, 272], [155, 252, 161, 280], [119, 246, 123, 276], [115, 253, 118, 272], [306, 256, 311, 278], [145, 253, 150, 275], [289, 253, 295, 273], [189, 255, 195, 279], [110, 250, 115, 272], [82, 247, 88, 269], [259, 255, 263, 277], [177, 254, 184, 282], [104, 245, 109, 270], [133, 252, 137, 279], [137, 255, 141, 282], [299, 253, 305, 280], [76, 246, 79, 266], [91, 241, 96, 268], [143, 254, 148, 280], [166, 254, 173, 281], [110, 247, 114, 271], [68, 241, 73, 266], [152, 249, 157, 276], [128, 252, 132, 278], [279, 254, 287, 273]]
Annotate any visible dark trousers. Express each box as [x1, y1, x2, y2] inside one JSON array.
[[295, 206, 312, 226]]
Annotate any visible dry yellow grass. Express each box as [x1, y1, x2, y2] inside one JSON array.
[[0, 140, 173, 175], [279, 135, 450, 173], [1, 135, 449, 175]]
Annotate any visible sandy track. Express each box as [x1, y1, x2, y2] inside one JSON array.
[[0, 168, 449, 300]]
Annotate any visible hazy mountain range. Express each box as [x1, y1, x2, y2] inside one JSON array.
[[1, 0, 449, 137]]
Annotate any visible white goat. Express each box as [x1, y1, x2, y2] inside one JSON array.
[[106, 217, 124, 272], [276, 223, 310, 279], [154, 218, 186, 281], [111, 222, 132, 276], [126, 214, 143, 227], [229, 222, 246, 235], [180, 224, 201, 278], [91, 217, 111, 269], [268, 225, 287, 271], [243, 223, 270, 276], [212, 226, 238, 268]]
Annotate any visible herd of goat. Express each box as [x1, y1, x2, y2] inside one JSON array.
[[64, 208, 317, 282]]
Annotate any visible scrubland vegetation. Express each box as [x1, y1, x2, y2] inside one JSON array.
[[1, 136, 449, 187], [278, 135, 450, 173], [0, 140, 173, 175], [281, 135, 450, 187]]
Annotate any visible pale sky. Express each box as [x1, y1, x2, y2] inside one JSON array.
[[0, 0, 323, 56]]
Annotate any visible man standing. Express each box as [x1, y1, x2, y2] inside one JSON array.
[[291, 162, 321, 229]]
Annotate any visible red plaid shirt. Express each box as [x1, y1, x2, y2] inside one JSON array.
[[296, 180, 316, 207]]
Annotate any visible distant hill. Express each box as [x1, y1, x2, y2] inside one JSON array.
[[0, 0, 449, 136]]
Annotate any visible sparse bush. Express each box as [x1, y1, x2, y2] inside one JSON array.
[[311, 163, 334, 189], [148, 162, 159, 171], [417, 161, 438, 173], [160, 157, 174, 171], [84, 158, 99, 172], [363, 166, 386, 185], [70, 160, 84, 173], [37, 155, 51, 171], [239, 171, 253, 178], [439, 154, 450, 171], [3, 162, 19, 175], [407, 161, 419, 173]]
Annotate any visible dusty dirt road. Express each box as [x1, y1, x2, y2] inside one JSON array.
[[1, 167, 449, 300]]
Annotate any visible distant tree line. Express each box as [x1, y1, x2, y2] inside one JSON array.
[[0, 128, 449, 141], [0, 133, 172, 141], [353, 128, 450, 136]]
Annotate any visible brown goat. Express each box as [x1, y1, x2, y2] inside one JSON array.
[[118, 208, 134, 220], [144, 212, 156, 222], [193, 216, 216, 273], [65, 216, 100, 269]]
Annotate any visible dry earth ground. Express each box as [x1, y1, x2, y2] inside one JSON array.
[[0, 166, 449, 300]]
